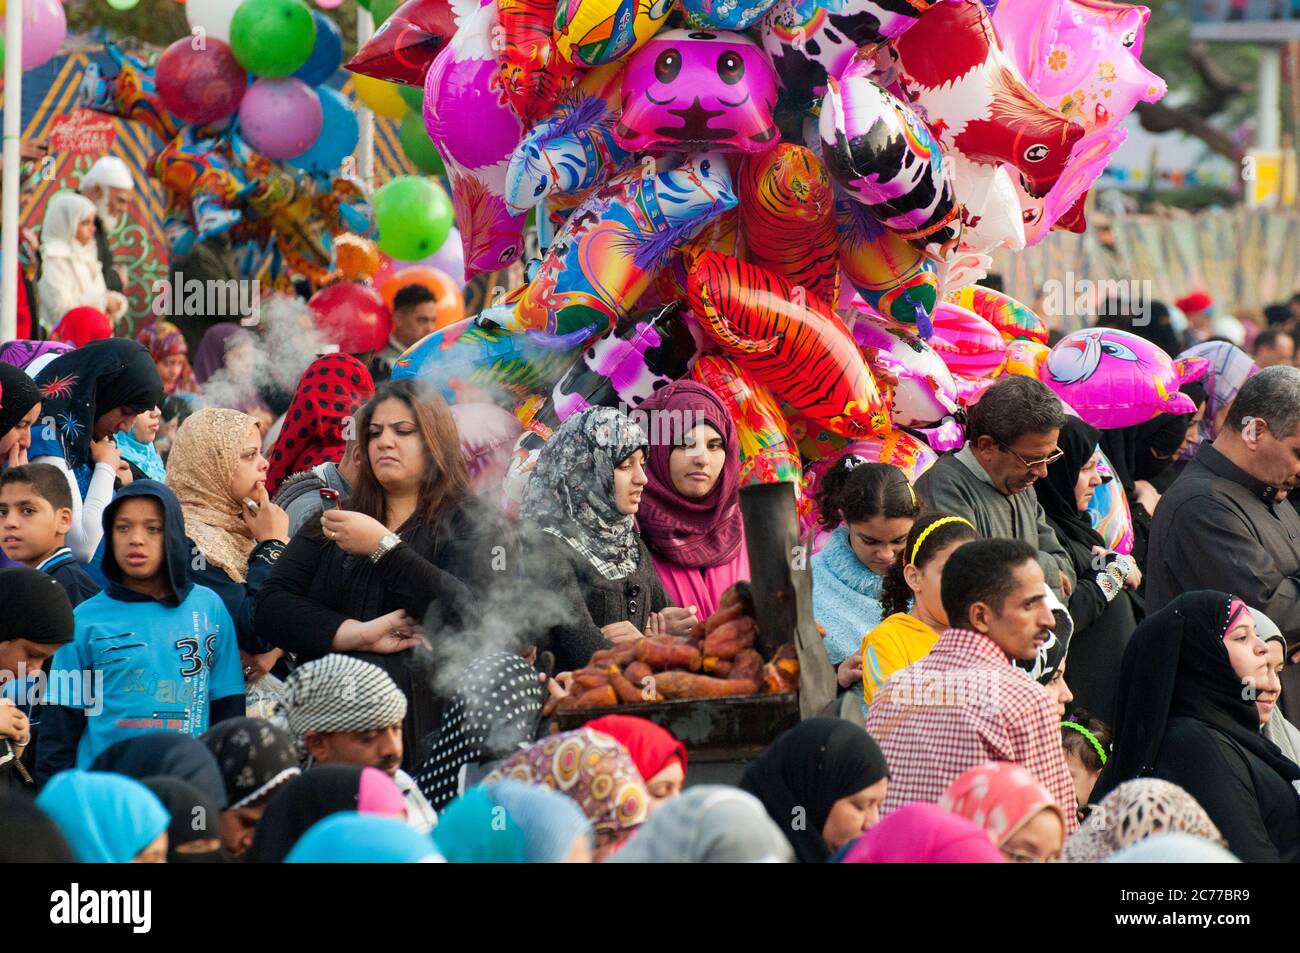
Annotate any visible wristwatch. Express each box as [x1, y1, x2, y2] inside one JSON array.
[[369, 532, 401, 564]]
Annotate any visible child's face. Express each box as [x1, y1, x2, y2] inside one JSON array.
[[157, 355, 187, 388], [111, 497, 166, 583], [1063, 747, 1100, 810], [0, 482, 70, 564]]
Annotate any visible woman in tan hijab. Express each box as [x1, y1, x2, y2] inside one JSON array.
[[166, 408, 292, 689]]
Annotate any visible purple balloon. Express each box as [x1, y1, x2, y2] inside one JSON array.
[[237, 77, 323, 161], [3, 0, 67, 71]]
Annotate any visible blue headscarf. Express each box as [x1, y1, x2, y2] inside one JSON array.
[[89, 731, 228, 809], [116, 427, 167, 482], [36, 770, 169, 863], [433, 787, 529, 863], [286, 814, 443, 863], [486, 780, 593, 863]]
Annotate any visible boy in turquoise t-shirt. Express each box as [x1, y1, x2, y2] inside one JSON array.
[[37, 481, 244, 780]]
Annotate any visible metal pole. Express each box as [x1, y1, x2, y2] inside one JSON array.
[[1260, 45, 1282, 152], [2, 0, 24, 342], [356, 6, 375, 186]]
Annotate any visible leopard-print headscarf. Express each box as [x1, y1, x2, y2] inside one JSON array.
[[1061, 779, 1226, 863]]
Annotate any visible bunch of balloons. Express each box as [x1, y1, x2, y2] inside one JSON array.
[[355, 0, 1181, 530]]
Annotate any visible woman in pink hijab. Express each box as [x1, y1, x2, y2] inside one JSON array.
[[840, 804, 1004, 864], [940, 761, 1068, 863], [635, 380, 749, 619]]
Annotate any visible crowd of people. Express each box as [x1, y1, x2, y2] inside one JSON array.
[[4, 152, 1300, 865]]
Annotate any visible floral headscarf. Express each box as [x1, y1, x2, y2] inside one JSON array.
[[939, 761, 1066, 848], [264, 354, 374, 497], [201, 717, 302, 811], [484, 728, 649, 835], [137, 320, 196, 395], [1061, 779, 1225, 863], [519, 407, 648, 580], [166, 407, 260, 583]]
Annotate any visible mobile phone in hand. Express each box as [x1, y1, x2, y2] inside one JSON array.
[[319, 488, 340, 511]]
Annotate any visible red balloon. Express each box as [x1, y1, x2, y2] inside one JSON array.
[[156, 37, 248, 127], [308, 282, 392, 355], [345, 0, 456, 86]]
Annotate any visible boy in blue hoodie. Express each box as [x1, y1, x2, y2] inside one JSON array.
[[36, 481, 244, 779]]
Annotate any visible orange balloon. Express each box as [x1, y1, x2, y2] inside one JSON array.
[[380, 266, 465, 331], [335, 234, 381, 281]]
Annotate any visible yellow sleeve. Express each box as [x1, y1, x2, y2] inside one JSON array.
[[861, 627, 915, 706]]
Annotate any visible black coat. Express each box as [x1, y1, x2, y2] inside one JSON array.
[[519, 532, 669, 673], [1154, 717, 1300, 862], [94, 216, 122, 293], [253, 497, 510, 768]]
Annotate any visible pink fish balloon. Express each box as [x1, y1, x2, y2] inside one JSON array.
[[424, 1, 527, 279], [1041, 328, 1208, 430], [928, 302, 1007, 379], [993, 0, 1166, 134]]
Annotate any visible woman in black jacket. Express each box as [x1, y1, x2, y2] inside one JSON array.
[[1036, 415, 1140, 726], [517, 407, 693, 672], [254, 380, 508, 767], [1094, 591, 1300, 862]]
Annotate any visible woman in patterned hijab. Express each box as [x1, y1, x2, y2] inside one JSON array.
[[520, 406, 649, 580], [1062, 778, 1225, 863], [136, 320, 196, 396], [485, 727, 650, 861], [412, 652, 546, 810], [1177, 341, 1258, 456], [200, 718, 301, 862]]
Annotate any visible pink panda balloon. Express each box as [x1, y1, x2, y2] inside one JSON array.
[[614, 29, 780, 155], [423, 2, 527, 279], [928, 303, 1007, 379], [1041, 328, 1208, 429]]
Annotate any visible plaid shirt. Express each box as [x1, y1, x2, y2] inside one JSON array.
[[864, 628, 1078, 833]]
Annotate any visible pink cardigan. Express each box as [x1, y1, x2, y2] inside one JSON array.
[[648, 525, 751, 618]]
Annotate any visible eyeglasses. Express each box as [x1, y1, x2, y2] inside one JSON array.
[[999, 444, 1065, 470]]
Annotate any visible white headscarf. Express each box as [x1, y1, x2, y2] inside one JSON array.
[[40, 191, 99, 262]]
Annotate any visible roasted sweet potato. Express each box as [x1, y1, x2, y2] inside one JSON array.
[[702, 600, 745, 635], [718, 581, 755, 618], [702, 617, 756, 659], [652, 671, 760, 699], [572, 684, 618, 709], [701, 656, 733, 676], [624, 660, 653, 684], [762, 644, 800, 693], [572, 668, 611, 691], [608, 666, 645, 705], [590, 644, 638, 668], [728, 648, 763, 683], [634, 637, 703, 672]]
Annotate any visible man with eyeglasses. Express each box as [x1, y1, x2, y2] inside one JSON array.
[[1148, 367, 1300, 639], [916, 376, 1076, 601]]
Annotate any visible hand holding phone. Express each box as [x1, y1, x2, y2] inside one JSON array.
[[319, 488, 340, 511]]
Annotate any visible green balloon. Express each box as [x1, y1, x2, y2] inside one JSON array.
[[374, 176, 453, 261], [230, 0, 317, 79], [398, 110, 445, 176], [0, 36, 5, 74], [107, 0, 140, 9], [356, 0, 371, 9], [396, 83, 424, 112], [371, 0, 400, 25]]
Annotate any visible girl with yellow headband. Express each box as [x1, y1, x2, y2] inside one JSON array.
[[859, 513, 979, 708], [810, 460, 922, 710]]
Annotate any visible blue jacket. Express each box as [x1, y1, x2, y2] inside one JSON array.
[[37, 482, 245, 779]]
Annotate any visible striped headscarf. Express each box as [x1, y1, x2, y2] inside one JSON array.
[[1178, 342, 1258, 450]]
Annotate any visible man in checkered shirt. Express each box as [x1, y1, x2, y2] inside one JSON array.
[[865, 538, 1078, 833]]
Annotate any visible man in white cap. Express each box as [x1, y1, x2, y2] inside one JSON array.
[[78, 155, 134, 294]]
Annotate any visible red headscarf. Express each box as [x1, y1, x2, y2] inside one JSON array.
[[634, 380, 743, 568], [50, 307, 112, 347], [264, 353, 375, 496], [585, 715, 687, 782]]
